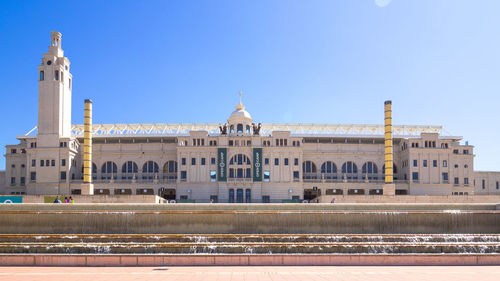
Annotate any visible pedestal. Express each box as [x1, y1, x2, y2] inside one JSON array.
[[81, 183, 94, 195], [383, 183, 395, 196]]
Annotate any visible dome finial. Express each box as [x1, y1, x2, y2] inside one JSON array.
[[236, 91, 245, 110]]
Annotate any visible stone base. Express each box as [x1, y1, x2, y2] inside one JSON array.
[[383, 183, 395, 196], [80, 183, 94, 195], [0, 254, 498, 266]]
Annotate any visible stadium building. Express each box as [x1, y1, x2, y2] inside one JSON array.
[[1, 32, 500, 202]]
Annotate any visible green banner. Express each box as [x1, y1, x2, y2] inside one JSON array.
[[253, 148, 262, 182], [217, 148, 227, 182]]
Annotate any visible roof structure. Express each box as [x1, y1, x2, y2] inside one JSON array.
[[20, 123, 458, 139]]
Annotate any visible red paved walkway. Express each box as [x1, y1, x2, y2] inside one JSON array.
[[0, 266, 499, 281]]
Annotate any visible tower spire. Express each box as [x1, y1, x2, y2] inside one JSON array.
[[236, 91, 245, 110]]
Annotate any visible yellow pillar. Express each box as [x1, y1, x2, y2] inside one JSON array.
[[81, 99, 94, 195], [383, 100, 395, 196]]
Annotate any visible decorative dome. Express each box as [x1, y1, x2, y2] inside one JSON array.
[[227, 92, 253, 124]]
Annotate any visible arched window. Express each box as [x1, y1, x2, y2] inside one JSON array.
[[229, 154, 251, 165], [101, 161, 117, 179], [246, 125, 250, 134], [121, 161, 138, 179], [228, 154, 251, 179], [321, 161, 338, 179], [163, 161, 178, 180], [302, 161, 317, 179], [142, 161, 159, 179], [237, 124, 243, 133], [230, 125, 234, 134], [362, 161, 378, 180], [341, 161, 358, 179]]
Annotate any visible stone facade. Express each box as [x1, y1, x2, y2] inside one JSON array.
[[1, 32, 500, 201]]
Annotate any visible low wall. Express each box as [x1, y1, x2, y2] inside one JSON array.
[[0, 254, 498, 266], [316, 195, 500, 203], [0, 204, 499, 234], [0, 195, 164, 204]]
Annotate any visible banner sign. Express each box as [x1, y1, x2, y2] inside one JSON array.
[[253, 148, 262, 182], [217, 148, 227, 182], [0, 196, 23, 204]]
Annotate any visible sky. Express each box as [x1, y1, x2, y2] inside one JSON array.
[[0, 0, 499, 171]]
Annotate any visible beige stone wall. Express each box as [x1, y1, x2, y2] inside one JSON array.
[[473, 171, 500, 195], [316, 194, 500, 203]]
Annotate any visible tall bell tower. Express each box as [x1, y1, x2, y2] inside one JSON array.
[[37, 31, 72, 146], [31, 31, 75, 194]]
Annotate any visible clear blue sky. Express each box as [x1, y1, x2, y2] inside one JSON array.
[[0, 0, 499, 171]]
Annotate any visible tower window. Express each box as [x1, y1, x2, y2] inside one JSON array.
[[55, 70, 59, 80], [40, 71, 44, 81]]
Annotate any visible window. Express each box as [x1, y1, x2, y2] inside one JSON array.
[[265, 158, 269, 165], [40, 71, 44, 81], [463, 150, 469, 155], [496, 181, 499, 190], [482, 179, 486, 189], [229, 140, 233, 146], [55, 70, 59, 80], [442, 172, 449, 182], [40, 160, 45, 167], [342, 161, 358, 174], [454, 164, 458, 168], [11, 149, 17, 154], [262, 196, 270, 203], [264, 171, 270, 182], [229, 189, 235, 203], [464, 178, 469, 185], [30, 172, 36, 182], [51, 160, 55, 166], [245, 189, 251, 203], [433, 160, 437, 167], [20, 177, 25, 186], [211, 157, 216, 165], [294, 158, 299, 166], [464, 164, 468, 168], [284, 158, 289, 166], [191, 158, 196, 165], [413, 160, 418, 167], [293, 171, 299, 180], [181, 158, 186, 165], [210, 171, 216, 182], [412, 172, 419, 181], [423, 160, 427, 167], [443, 160, 448, 167], [60, 171, 67, 180], [453, 149, 459, 154], [274, 158, 279, 165], [201, 158, 206, 165], [11, 164, 15, 168], [62, 159, 66, 166], [181, 171, 187, 181], [10, 177, 16, 185], [454, 177, 459, 185], [142, 161, 159, 174]]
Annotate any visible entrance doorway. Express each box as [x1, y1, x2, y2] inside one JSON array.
[[304, 188, 321, 201], [159, 188, 176, 200]]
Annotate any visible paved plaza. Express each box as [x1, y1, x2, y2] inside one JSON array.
[[0, 266, 499, 281]]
